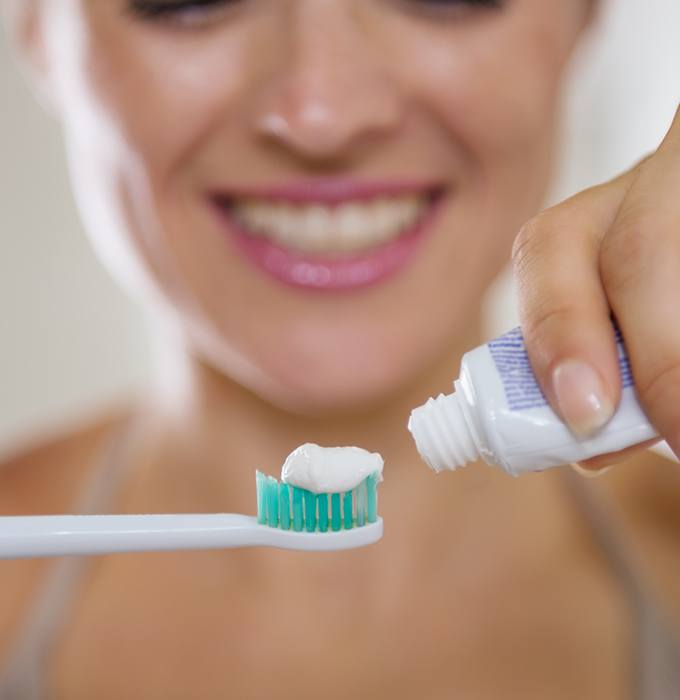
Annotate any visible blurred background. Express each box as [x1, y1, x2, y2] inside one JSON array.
[[1, 0, 679, 458]]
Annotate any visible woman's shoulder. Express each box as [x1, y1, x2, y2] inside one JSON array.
[[0, 407, 132, 516], [0, 407, 132, 661]]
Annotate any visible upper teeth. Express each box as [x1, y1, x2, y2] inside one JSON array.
[[231, 196, 427, 254]]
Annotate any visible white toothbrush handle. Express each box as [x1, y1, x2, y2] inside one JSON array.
[[0, 514, 383, 558]]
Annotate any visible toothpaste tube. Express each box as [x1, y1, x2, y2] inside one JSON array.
[[408, 326, 658, 476]]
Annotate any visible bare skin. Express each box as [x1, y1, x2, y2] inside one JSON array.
[[1, 359, 679, 698], [0, 407, 625, 698], [2, 0, 680, 697]]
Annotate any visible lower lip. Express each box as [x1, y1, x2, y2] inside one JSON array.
[[211, 197, 441, 291]]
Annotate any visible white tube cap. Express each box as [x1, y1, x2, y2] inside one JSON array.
[[408, 392, 480, 472]]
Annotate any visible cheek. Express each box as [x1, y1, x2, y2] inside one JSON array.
[[405, 14, 573, 222], [55, 16, 261, 313], [70, 2, 279, 195], [440, 65, 557, 183], [82, 43, 242, 182]]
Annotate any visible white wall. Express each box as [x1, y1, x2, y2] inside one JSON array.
[[477, 0, 680, 336], [1, 1, 679, 456], [0, 30, 150, 455]]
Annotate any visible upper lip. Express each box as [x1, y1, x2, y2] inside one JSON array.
[[209, 178, 444, 206]]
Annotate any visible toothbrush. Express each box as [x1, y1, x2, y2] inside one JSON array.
[[0, 472, 382, 559]]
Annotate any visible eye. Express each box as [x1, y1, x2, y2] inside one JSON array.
[[409, 0, 503, 7], [397, 0, 505, 19], [127, 0, 242, 26]]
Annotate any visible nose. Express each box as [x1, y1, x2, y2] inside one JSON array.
[[253, 3, 404, 162]]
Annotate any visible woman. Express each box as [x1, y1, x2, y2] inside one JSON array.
[[1, 0, 679, 697]]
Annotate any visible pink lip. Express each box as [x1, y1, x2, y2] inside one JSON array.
[[209, 181, 444, 292], [218, 179, 441, 206]]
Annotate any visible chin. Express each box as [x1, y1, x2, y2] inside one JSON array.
[[264, 360, 413, 417], [279, 376, 405, 416], [208, 341, 415, 417]]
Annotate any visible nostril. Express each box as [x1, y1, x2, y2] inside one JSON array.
[[257, 112, 290, 141], [210, 194, 233, 212], [256, 101, 358, 159], [252, 74, 403, 160]]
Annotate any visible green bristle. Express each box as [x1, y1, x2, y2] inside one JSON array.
[[279, 482, 291, 530], [367, 473, 378, 523], [266, 476, 279, 527], [343, 490, 353, 530], [292, 487, 304, 532], [256, 471, 380, 531], [331, 493, 342, 531], [356, 479, 367, 528], [304, 490, 317, 532], [317, 493, 329, 532], [256, 471, 267, 525]]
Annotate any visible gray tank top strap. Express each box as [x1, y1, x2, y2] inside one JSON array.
[[562, 467, 680, 700], [0, 413, 140, 700]]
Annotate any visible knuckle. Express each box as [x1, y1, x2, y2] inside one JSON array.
[[512, 203, 598, 280], [636, 361, 680, 418], [521, 303, 575, 357], [512, 213, 559, 280], [600, 215, 656, 295], [512, 217, 542, 268]]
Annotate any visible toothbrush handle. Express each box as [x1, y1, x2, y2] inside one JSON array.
[[0, 514, 261, 558], [0, 514, 383, 558]]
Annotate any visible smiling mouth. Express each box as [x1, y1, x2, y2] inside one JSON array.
[[209, 183, 444, 290], [214, 192, 434, 256]]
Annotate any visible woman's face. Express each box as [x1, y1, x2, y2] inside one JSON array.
[[34, 0, 587, 413]]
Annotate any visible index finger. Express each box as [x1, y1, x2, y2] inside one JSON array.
[[512, 172, 635, 437]]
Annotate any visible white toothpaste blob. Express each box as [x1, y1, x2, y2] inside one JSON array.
[[281, 443, 384, 494]]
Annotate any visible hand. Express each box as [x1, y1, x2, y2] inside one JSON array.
[[512, 105, 680, 472]]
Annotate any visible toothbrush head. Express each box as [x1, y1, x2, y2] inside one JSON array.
[[256, 471, 380, 533]]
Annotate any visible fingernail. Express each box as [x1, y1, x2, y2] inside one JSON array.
[[667, 435, 680, 464], [552, 360, 614, 437], [570, 462, 614, 479]]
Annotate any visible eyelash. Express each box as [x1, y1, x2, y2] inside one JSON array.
[[127, 0, 504, 23], [412, 0, 502, 5], [128, 0, 239, 21], [400, 0, 504, 17]]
